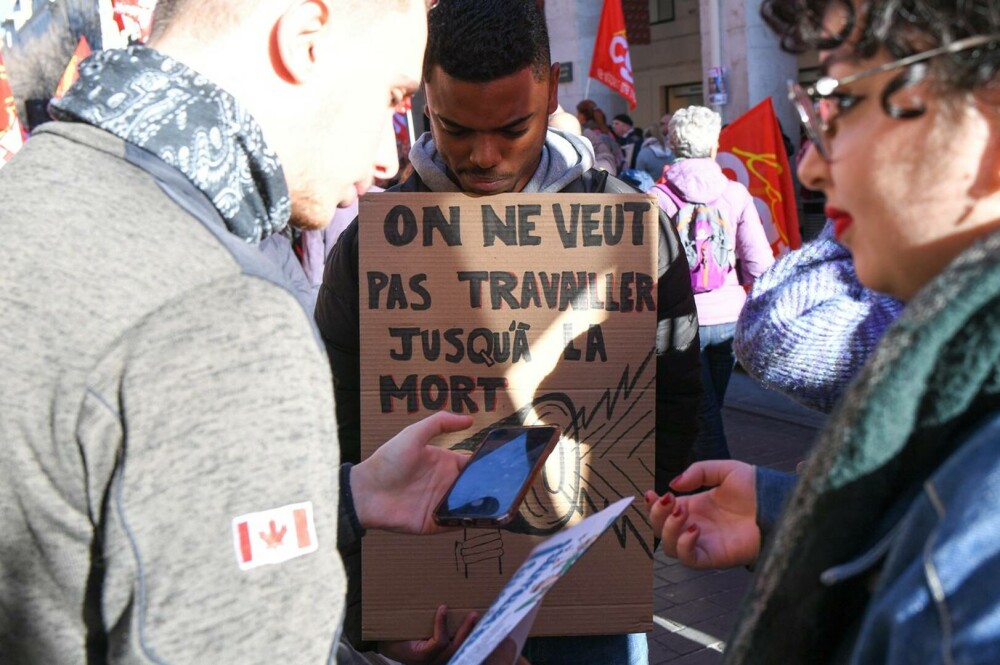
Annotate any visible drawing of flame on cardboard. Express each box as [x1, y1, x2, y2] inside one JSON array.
[[450, 346, 656, 546]]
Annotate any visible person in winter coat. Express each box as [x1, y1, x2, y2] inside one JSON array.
[[635, 114, 676, 182], [0, 0, 492, 663], [647, 0, 1000, 662], [611, 113, 645, 170], [650, 106, 774, 461], [315, 1, 703, 663], [576, 98, 623, 174]]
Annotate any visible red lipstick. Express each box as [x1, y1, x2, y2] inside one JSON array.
[[826, 206, 854, 241]]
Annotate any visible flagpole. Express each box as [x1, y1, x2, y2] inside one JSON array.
[[406, 108, 416, 147], [584, 78, 591, 100]]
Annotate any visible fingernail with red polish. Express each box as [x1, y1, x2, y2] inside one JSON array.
[[686, 524, 698, 533], [658, 493, 674, 507], [672, 505, 683, 518]]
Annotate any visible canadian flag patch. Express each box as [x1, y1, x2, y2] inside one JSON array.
[[232, 501, 318, 571]]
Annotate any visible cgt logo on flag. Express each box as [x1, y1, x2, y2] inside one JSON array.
[[232, 501, 318, 571], [717, 98, 801, 257], [589, 0, 637, 109]]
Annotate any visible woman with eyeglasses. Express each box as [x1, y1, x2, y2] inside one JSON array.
[[645, 0, 1000, 662]]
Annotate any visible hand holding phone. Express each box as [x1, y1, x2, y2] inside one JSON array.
[[433, 425, 561, 528]]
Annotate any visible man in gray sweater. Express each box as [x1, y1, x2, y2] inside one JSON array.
[[0, 0, 479, 663]]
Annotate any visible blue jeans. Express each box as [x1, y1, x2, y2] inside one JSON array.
[[522, 633, 648, 665], [691, 321, 737, 461]]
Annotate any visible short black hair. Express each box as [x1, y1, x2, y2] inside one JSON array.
[[613, 114, 634, 126], [760, 0, 1000, 117], [423, 0, 551, 83]]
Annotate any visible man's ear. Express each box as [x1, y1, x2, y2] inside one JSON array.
[[969, 97, 1000, 200], [547, 63, 560, 115], [423, 66, 439, 117], [273, 0, 330, 84], [423, 70, 439, 119]]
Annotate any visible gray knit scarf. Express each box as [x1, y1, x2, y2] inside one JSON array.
[[50, 45, 290, 245], [725, 227, 1000, 663]]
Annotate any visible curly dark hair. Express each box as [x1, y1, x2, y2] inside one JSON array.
[[761, 0, 1000, 117], [423, 0, 551, 83]]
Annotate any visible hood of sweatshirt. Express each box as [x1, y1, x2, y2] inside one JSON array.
[[408, 128, 595, 193], [664, 157, 730, 203], [642, 141, 672, 159]]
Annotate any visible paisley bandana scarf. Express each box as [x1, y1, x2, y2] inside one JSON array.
[[50, 45, 290, 245]]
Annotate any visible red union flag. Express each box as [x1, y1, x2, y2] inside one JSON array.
[[54, 37, 93, 100], [589, 0, 637, 109], [717, 98, 801, 256], [393, 111, 411, 162], [0, 53, 25, 168], [113, 0, 158, 44], [232, 501, 318, 571]]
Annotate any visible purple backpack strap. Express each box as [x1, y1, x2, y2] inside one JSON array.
[[654, 181, 686, 213]]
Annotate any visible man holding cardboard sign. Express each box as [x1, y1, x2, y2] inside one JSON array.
[[315, 0, 701, 662]]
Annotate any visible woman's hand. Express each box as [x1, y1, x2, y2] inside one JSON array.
[[646, 460, 761, 569]]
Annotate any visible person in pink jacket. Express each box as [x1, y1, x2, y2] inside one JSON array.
[[650, 105, 774, 461]]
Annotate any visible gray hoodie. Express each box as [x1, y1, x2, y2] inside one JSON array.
[[636, 140, 675, 182], [408, 128, 596, 194]]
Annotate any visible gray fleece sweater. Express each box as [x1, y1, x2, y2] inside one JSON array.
[[0, 123, 346, 663], [408, 127, 596, 193]]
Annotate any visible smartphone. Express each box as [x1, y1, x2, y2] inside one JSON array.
[[433, 425, 562, 528]]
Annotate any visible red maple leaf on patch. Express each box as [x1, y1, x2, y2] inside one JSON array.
[[260, 520, 287, 549]]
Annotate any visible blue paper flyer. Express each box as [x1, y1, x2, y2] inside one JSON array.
[[449, 496, 635, 665]]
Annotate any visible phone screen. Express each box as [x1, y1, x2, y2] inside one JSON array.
[[438, 427, 559, 523]]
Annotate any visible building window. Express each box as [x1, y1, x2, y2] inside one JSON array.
[[649, 0, 674, 23]]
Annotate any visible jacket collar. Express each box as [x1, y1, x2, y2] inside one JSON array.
[[50, 45, 289, 245]]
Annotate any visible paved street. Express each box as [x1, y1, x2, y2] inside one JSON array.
[[648, 371, 826, 664]]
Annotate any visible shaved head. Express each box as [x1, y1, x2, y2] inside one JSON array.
[[146, 0, 429, 226], [149, 0, 243, 41], [150, 0, 418, 42]]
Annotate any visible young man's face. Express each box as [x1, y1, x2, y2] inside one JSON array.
[[611, 119, 631, 138], [423, 64, 558, 195], [289, 0, 426, 228]]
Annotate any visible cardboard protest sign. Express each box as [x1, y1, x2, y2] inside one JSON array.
[[358, 192, 657, 639]]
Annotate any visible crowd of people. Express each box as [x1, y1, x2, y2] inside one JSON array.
[[563, 99, 677, 189], [2, 0, 999, 663]]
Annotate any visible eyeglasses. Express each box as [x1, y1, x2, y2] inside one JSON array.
[[788, 34, 1000, 162]]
